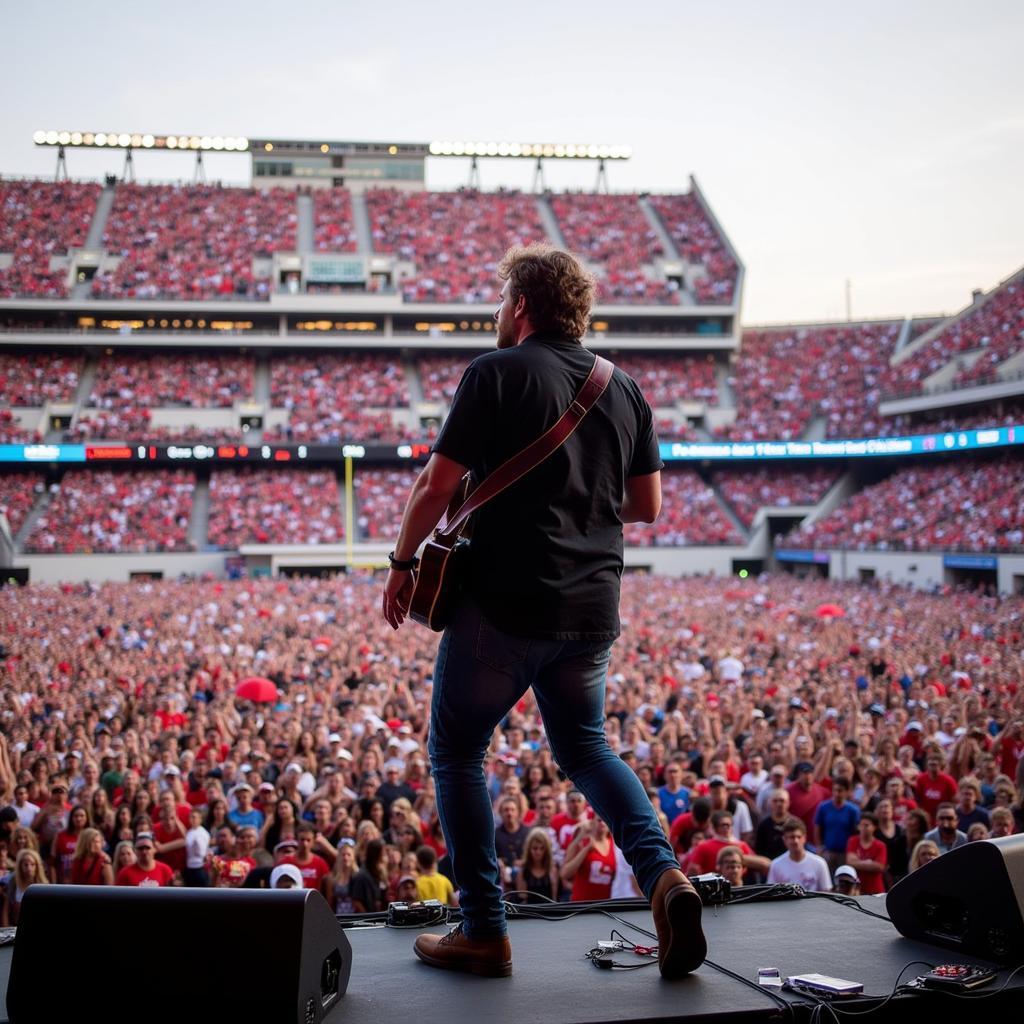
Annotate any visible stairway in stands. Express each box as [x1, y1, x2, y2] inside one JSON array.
[[67, 355, 99, 432], [637, 196, 680, 260], [404, 357, 424, 406], [189, 478, 211, 550], [248, 354, 271, 444], [84, 183, 116, 250], [350, 192, 374, 253], [295, 194, 314, 254], [708, 477, 750, 542], [14, 486, 52, 552], [71, 182, 117, 299], [715, 361, 736, 409], [534, 196, 567, 249]]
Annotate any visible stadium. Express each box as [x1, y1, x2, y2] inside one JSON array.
[[2, 133, 1022, 591], [2, 106, 1024, 1022]]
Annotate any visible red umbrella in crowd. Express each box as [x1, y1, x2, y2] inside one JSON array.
[[815, 603, 846, 619], [235, 676, 278, 703]]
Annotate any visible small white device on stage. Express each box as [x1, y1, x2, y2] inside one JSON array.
[[786, 973, 863, 996]]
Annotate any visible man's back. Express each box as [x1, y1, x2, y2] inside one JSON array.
[[433, 334, 660, 639]]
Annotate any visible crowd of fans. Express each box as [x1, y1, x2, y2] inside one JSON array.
[[952, 277, 1024, 388], [726, 323, 901, 441], [0, 353, 82, 406], [624, 469, 742, 546], [0, 473, 43, 538], [207, 468, 344, 547], [0, 571, 1019, 910], [69, 352, 254, 441], [354, 469, 417, 542], [367, 188, 543, 303], [714, 469, 839, 529], [0, 180, 99, 298], [67, 412, 245, 445], [648, 193, 738, 304], [313, 189, 359, 252], [266, 354, 413, 444], [0, 340, 1011, 447], [656, 415, 699, 441], [92, 184, 297, 300], [6, 453, 1022, 556], [416, 356, 470, 404], [883, 399, 1024, 439], [549, 193, 676, 304], [270, 354, 409, 411], [613, 354, 719, 407], [784, 457, 1024, 553], [88, 353, 255, 408], [883, 274, 1024, 397], [908, 317, 945, 342], [0, 411, 40, 444], [23, 470, 195, 554]]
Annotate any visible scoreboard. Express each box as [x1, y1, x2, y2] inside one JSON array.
[[0, 425, 1020, 466], [0, 442, 434, 465]]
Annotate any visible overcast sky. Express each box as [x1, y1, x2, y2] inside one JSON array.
[[5, 1, 1022, 323]]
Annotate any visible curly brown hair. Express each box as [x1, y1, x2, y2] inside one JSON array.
[[497, 243, 595, 340]]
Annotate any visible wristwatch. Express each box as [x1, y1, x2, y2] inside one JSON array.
[[387, 551, 419, 571]]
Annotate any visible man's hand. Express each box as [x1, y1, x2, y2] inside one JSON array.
[[379, 451, 468, 631], [382, 569, 416, 630]]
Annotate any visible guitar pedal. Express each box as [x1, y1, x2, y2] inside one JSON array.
[[919, 964, 997, 991]]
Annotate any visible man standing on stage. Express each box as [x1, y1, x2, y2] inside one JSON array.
[[382, 244, 706, 979]]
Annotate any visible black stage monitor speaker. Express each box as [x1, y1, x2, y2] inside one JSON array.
[[886, 833, 1024, 963], [7, 885, 352, 1024]]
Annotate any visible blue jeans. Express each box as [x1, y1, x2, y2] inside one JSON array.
[[428, 598, 679, 939]]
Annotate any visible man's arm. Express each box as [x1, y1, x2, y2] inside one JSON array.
[[560, 832, 593, 883], [846, 851, 885, 875], [621, 471, 661, 524], [382, 452, 468, 630], [741, 851, 772, 875]]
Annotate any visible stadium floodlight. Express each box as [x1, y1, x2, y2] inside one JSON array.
[[426, 140, 630, 160], [33, 130, 254, 153]]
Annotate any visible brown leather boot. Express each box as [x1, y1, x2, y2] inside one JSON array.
[[650, 868, 706, 978], [414, 923, 513, 977]]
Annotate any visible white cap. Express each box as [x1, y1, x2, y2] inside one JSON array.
[[270, 864, 304, 889]]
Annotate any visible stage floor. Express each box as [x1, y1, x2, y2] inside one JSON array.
[[331, 894, 1020, 1023], [2, 894, 1021, 1023]]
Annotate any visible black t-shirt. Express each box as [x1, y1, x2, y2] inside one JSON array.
[[493, 823, 531, 868], [755, 816, 788, 860], [432, 334, 662, 639], [350, 868, 387, 913], [376, 781, 416, 815], [879, 825, 908, 880]]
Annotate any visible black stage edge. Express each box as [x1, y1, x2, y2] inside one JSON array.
[[3, 893, 1022, 1023]]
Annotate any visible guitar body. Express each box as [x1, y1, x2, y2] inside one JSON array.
[[409, 533, 471, 631]]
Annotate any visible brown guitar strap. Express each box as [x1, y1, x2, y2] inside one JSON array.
[[435, 353, 614, 539]]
